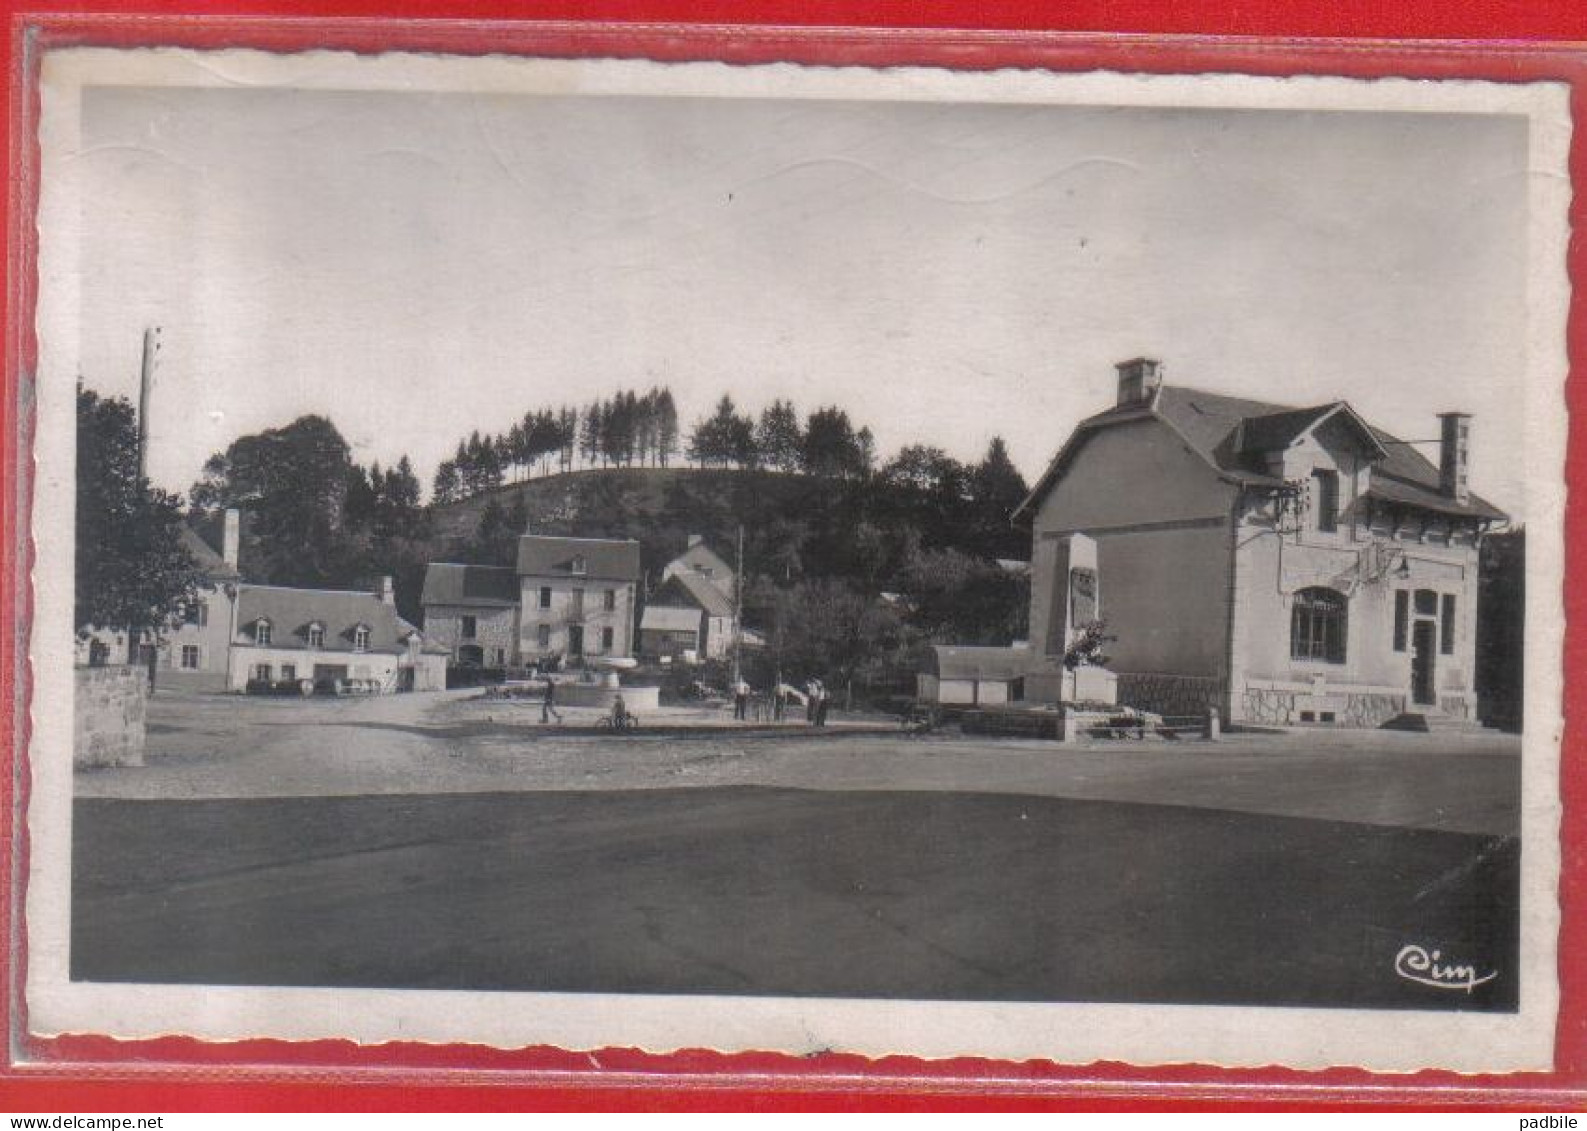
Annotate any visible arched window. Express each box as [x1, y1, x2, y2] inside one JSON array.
[[255, 619, 272, 646], [307, 623, 324, 648], [353, 625, 370, 652], [1291, 587, 1347, 664]]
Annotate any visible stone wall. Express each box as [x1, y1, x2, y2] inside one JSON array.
[[1241, 685, 1405, 728], [74, 665, 146, 768], [1117, 673, 1225, 720]]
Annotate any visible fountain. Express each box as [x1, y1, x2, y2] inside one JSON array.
[[553, 655, 660, 711]]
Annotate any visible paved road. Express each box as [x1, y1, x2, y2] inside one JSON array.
[[72, 786, 1518, 1010], [78, 690, 1524, 836]]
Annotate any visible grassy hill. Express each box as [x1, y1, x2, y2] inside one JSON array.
[[427, 465, 1026, 587]]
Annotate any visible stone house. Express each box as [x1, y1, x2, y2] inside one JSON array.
[[638, 535, 738, 660], [422, 535, 641, 667], [1012, 358, 1507, 727], [419, 563, 521, 668]]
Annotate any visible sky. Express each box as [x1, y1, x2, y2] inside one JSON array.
[[72, 85, 1531, 516]]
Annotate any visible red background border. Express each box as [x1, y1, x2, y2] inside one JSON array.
[[2, 4, 1584, 1113]]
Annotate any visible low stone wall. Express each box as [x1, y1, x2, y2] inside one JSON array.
[[74, 665, 147, 768], [1117, 673, 1225, 720], [1241, 685, 1406, 728]]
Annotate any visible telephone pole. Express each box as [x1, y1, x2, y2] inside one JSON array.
[[732, 523, 744, 685], [137, 326, 160, 480]]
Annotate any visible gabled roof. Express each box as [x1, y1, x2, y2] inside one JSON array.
[[640, 605, 704, 633], [655, 571, 734, 618], [516, 535, 641, 582], [669, 540, 734, 583], [1014, 384, 1505, 523], [235, 585, 408, 654], [1234, 401, 1390, 464], [179, 524, 238, 582], [421, 562, 518, 608]]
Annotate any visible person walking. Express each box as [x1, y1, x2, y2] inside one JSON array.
[[805, 679, 819, 723], [814, 680, 831, 727], [733, 676, 750, 721], [541, 675, 563, 724], [773, 684, 787, 723]]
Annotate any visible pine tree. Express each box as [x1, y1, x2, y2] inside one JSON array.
[[656, 389, 679, 467], [757, 399, 803, 472]]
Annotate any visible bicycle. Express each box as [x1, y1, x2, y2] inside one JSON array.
[[598, 710, 641, 731], [900, 703, 940, 736]]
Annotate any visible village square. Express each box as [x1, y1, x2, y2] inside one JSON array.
[[66, 352, 1525, 1010], [45, 70, 1548, 1020]]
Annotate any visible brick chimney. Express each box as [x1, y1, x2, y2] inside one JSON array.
[[1115, 358, 1162, 407], [222, 508, 240, 571], [377, 575, 395, 605], [1437, 412, 1471, 503]]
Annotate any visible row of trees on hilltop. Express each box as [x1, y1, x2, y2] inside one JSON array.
[[430, 388, 1013, 508], [432, 389, 681, 505], [686, 397, 876, 478]]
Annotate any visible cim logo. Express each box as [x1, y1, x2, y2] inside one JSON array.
[[1393, 943, 1498, 993]]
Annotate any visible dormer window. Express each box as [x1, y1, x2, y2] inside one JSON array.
[[353, 625, 371, 652], [254, 619, 272, 646], [307, 623, 325, 649], [571, 555, 587, 576]]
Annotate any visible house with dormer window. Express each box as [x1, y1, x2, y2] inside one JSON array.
[[228, 575, 447, 692], [1012, 358, 1507, 728]]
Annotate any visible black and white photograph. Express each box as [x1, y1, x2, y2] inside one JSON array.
[[22, 48, 1569, 1071]]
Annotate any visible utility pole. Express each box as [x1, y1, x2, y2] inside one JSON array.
[[136, 325, 160, 481], [135, 325, 161, 683], [732, 523, 744, 686]]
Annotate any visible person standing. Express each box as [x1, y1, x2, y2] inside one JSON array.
[[805, 679, 819, 723], [814, 681, 830, 727], [733, 676, 750, 721], [773, 684, 787, 723], [541, 676, 563, 724]]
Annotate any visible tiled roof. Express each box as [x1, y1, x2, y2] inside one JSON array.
[[1016, 384, 1505, 522], [516, 536, 641, 582], [655, 571, 734, 618], [640, 605, 703, 633], [668, 541, 735, 586], [235, 585, 408, 654], [1235, 404, 1339, 456], [421, 563, 519, 607]]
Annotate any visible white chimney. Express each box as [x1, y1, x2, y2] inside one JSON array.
[[1115, 358, 1162, 407], [687, 533, 704, 548], [377, 575, 395, 605], [1437, 412, 1471, 503], [222, 508, 240, 570]]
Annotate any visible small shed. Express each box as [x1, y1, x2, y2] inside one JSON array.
[[639, 604, 705, 658], [917, 645, 1031, 707]]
